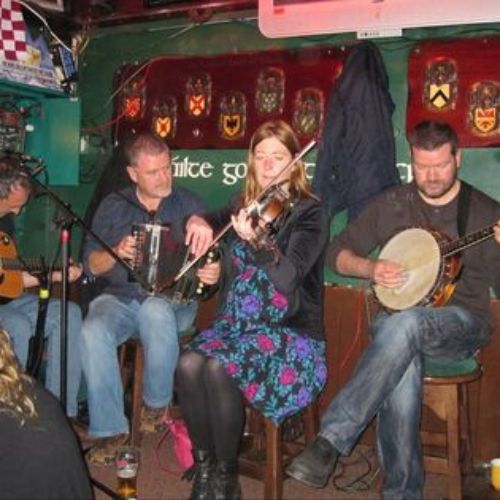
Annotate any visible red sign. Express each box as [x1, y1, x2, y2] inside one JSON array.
[[407, 37, 500, 147], [114, 46, 347, 149]]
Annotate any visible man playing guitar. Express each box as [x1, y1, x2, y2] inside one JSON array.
[[287, 120, 500, 498], [0, 159, 83, 419]]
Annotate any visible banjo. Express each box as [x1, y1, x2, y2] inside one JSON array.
[[373, 224, 496, 311]]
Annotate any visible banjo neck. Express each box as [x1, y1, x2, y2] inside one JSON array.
[[441, 224, 496, 258]]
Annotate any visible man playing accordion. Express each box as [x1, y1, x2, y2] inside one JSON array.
[[80, 133, 218, 464]]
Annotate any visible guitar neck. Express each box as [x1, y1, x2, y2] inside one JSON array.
[[1, 257, 56, 273], [442, 224, 495, 257]]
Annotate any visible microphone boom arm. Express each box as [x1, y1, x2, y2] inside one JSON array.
[[28, 164, 154, 293]]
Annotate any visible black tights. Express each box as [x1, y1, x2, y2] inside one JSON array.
[[176, 351, 244, 462]]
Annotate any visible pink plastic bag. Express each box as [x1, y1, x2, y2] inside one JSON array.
[[163, 417, 194, 471]]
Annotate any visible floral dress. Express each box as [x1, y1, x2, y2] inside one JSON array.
[[189, 240, 327, 424]]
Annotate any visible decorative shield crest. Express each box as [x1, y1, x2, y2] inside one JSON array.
[[255, 66, 285, 115], [185, 73, 212, 118], [424, 59, 457, 111], [218, 91, 246, 141], [468, 81, 500, 135], [151, 96, 177, 140], [292, 88, 324, 138], [120, 77, 146, 121]]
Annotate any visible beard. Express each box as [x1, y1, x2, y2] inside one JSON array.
[[416, 170, 458, 200], [148, 181, 172, 199]]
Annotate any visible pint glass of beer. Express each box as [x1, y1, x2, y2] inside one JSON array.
[[115, 447, 140, 499], [491, 458, 500, 491]]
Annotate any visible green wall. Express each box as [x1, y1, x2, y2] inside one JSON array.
[[17, 18, 500, 289]]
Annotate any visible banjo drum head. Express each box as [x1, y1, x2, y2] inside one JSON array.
[[374, 228, 441, 311]]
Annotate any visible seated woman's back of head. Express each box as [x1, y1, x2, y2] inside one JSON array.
[[0, 328, 93, 500]]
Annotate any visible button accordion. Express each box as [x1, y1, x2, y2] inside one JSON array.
[[130, 223, 217, 303]]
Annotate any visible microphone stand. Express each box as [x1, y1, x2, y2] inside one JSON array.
[[59, 225, 70, 412], [26, 267, 50, 378]]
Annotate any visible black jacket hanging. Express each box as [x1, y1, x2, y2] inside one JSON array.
[[312, 41, 400, 221]]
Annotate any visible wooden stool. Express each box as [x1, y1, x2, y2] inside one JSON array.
[[422, 357, 482, 500], [239, 402, 319, 500]]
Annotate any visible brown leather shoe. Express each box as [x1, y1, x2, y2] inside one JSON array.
[[69, 418, 96, 447], [86, 434, 130, 466], [139, 405, 167, 434]]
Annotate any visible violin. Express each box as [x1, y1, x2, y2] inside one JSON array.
[[246, 184, 292, 250], [174, 138, 316, 282]]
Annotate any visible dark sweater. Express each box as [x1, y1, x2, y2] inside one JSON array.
[[82, 185, 206, 301], [0, 380, 92, 499], [328, 181, 500, 329]]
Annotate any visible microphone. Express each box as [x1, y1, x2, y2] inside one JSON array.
[[24, 164, 46, 176], [1, 150, 45, 176], [3, 150, 32, 160], [18, 153, 42, 164], [2, 150, 43, 166], [17, 163, 46, 177]]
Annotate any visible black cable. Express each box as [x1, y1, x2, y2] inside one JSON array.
[[331, 446, 380, 493]]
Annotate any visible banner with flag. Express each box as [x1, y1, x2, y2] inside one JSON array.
[[0, 0, 27, 62], [0, 0, 59, 90]]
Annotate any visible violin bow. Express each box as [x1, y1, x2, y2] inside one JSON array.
[[171, 138, 317, 284]]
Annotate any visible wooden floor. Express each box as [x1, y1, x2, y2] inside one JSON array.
[[88, 433, 500, 500]]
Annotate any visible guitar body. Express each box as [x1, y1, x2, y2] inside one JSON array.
[[0, 232, 24, 299], [373, 228, 462, 311]]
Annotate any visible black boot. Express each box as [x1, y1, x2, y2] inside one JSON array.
[[285, 436, 339, 488], [187, 450, 215, 500], [213, 461, 241, 500]]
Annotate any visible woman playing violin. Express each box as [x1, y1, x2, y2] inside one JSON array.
[[178, 120, 330, 500]]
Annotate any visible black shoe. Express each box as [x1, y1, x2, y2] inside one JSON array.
[[213, 461, 241, 500], [286, 436, 339, 489], [187, 450, 215, 500]]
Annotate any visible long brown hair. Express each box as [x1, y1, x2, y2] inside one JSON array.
[[0, 329, 36, 423], [243, 120, 312, 205]]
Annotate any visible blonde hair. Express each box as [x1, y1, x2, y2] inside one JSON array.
[[244, 120, 312, 205], [0, 329, 36, 423]]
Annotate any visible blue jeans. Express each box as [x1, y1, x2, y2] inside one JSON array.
[[319, 305, 489, 500], [0, 293, 83, 417], [80, 293, 198, 438]]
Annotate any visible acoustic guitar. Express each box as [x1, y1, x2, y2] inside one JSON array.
[[373, 224, 496, 311], [0, 231, 54, 299]]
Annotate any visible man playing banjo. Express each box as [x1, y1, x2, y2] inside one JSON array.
[[287, 120, 500, 498]]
